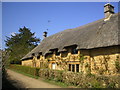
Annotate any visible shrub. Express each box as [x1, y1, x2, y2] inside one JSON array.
[[38, 69, 120, 88], [39, 69, 63, 82], [9, 64, 120, 88], [9, 64, 40, 76], [115, 60, 120, 73]]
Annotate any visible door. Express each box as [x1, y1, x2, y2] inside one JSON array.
[[52, 63, 56, 69]]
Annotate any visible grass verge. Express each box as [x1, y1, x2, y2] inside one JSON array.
[[42, 78, 77, 88], [43, 79, 68, 88], [9, 68, 39, 79], [8, 69, 70, 88]]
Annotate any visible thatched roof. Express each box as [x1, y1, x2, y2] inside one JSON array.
[[22, 13, 120, 60]]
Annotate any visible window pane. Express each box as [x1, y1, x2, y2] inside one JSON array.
[[72, 64, 75, 72], [71, 48, 78, 54], [68, 64, 71, 71], [56, 52, 60, 56], [76, 64, 79, 72]]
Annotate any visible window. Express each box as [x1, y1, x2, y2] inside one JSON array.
[[56, 52, 60, 56], [37, 56, 40, 59], [68, 64, 79, 72], [32, 53, 35, 56], [61, 51, 68, 57], [72, 64, 75, 72], [76, 64, 79, 72], [68, 64, 71, 71], [45, 53, 52, 59], [71, 48, 78, 54]]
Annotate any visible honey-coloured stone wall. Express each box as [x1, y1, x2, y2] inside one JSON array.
[[22, 46, 120, 75]]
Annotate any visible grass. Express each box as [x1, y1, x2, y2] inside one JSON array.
[[9, 68, 76, 88], [42, 79, 75, 88], [9, 68, 39, 79], [9, 69, 70, 88]]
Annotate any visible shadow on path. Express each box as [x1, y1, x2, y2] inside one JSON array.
[[2, 69, 27, 90], [2, 75, 28, 90]]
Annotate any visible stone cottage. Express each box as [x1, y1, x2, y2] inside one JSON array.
[[21, 3, 120, 75]]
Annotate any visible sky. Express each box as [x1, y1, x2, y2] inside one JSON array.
[[2, 2, 119, 49]]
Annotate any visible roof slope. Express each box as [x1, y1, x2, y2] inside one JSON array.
[[22, 13, 120, 60]]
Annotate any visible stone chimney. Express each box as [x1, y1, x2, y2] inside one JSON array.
[[104, 3, 114, 20], [43, 31, 47, 38]]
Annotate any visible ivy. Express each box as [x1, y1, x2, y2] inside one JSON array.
[[79, 54, 86, 62], [115, 56, 120, 72]]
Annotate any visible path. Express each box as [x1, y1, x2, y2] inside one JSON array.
[[7, 69, 61, 89]]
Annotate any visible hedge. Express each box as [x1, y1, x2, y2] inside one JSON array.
[[39, 69, 120, 88], [9, 64, 40, 76], [8, 65, 120, 88]]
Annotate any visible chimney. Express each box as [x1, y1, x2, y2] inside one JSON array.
[[43, 31, 47, 38], [104, 3, 114, 19]]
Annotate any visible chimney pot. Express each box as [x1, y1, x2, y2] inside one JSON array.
[[43, 31, 47, 38]]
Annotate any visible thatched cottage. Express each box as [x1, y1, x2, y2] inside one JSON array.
[[21, 3, 120, 75]]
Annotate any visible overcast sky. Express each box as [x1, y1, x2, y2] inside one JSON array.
[[2, 2, 119, 49]]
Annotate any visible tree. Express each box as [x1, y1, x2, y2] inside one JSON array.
[[5, 26, 40, 64]]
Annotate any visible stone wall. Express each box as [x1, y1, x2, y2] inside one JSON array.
[[90, 46, 119, 75], [22, 59, 33, 67], [22, 46, 120, 75]]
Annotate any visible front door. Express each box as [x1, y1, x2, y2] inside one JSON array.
[[52, 63, 56, 69]]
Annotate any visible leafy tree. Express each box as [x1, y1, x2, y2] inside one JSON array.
[[5, 26, 40, 64]]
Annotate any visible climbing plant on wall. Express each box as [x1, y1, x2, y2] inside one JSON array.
[[115, 55, 120, 73]]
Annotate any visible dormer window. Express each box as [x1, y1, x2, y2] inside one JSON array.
[[45, 53, 53, 59], [56, 52, 60, 56], [71, 48, 78, 54], [61, 51, 68, 57], [64, 44, 78, 54], [32, 53, 35, 56], [55, 49, 60, 56], [49, 48, 60, 56], [39, 52, 42, 55], [37, 52, 42, 59]]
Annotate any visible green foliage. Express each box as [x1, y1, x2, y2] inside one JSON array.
[[79, 54, 87, 62], [7, 65, 120, 88], [39, 69, 120, 88], [5, 26, 40, 64], [99, 68, 105, 75], [91, 80, 101, 88], [43, 79, 69, 88], [107, 82, 116, 88], [86, 73, 95, 77], [2, 50, 10, 68], [115, 56, 120, 72], [39, 69, 64, 82], [9, 64, 40, 77]]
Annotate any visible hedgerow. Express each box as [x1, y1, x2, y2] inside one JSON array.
[[9, 64, 40, 76], [9, 64, 120, 88]]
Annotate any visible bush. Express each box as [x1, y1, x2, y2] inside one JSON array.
[[39, 69, 120, 88], [9, 64, 40, 77], [39, 69, 63, 81], [9, 65, 120, 88]]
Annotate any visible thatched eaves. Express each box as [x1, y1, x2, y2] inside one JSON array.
[[22, 13, 119, 60]]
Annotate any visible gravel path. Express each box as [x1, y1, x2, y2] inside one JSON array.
[[7, 69, 61, 89]]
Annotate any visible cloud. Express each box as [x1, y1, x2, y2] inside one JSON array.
[[10, 32, 16, 36]]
